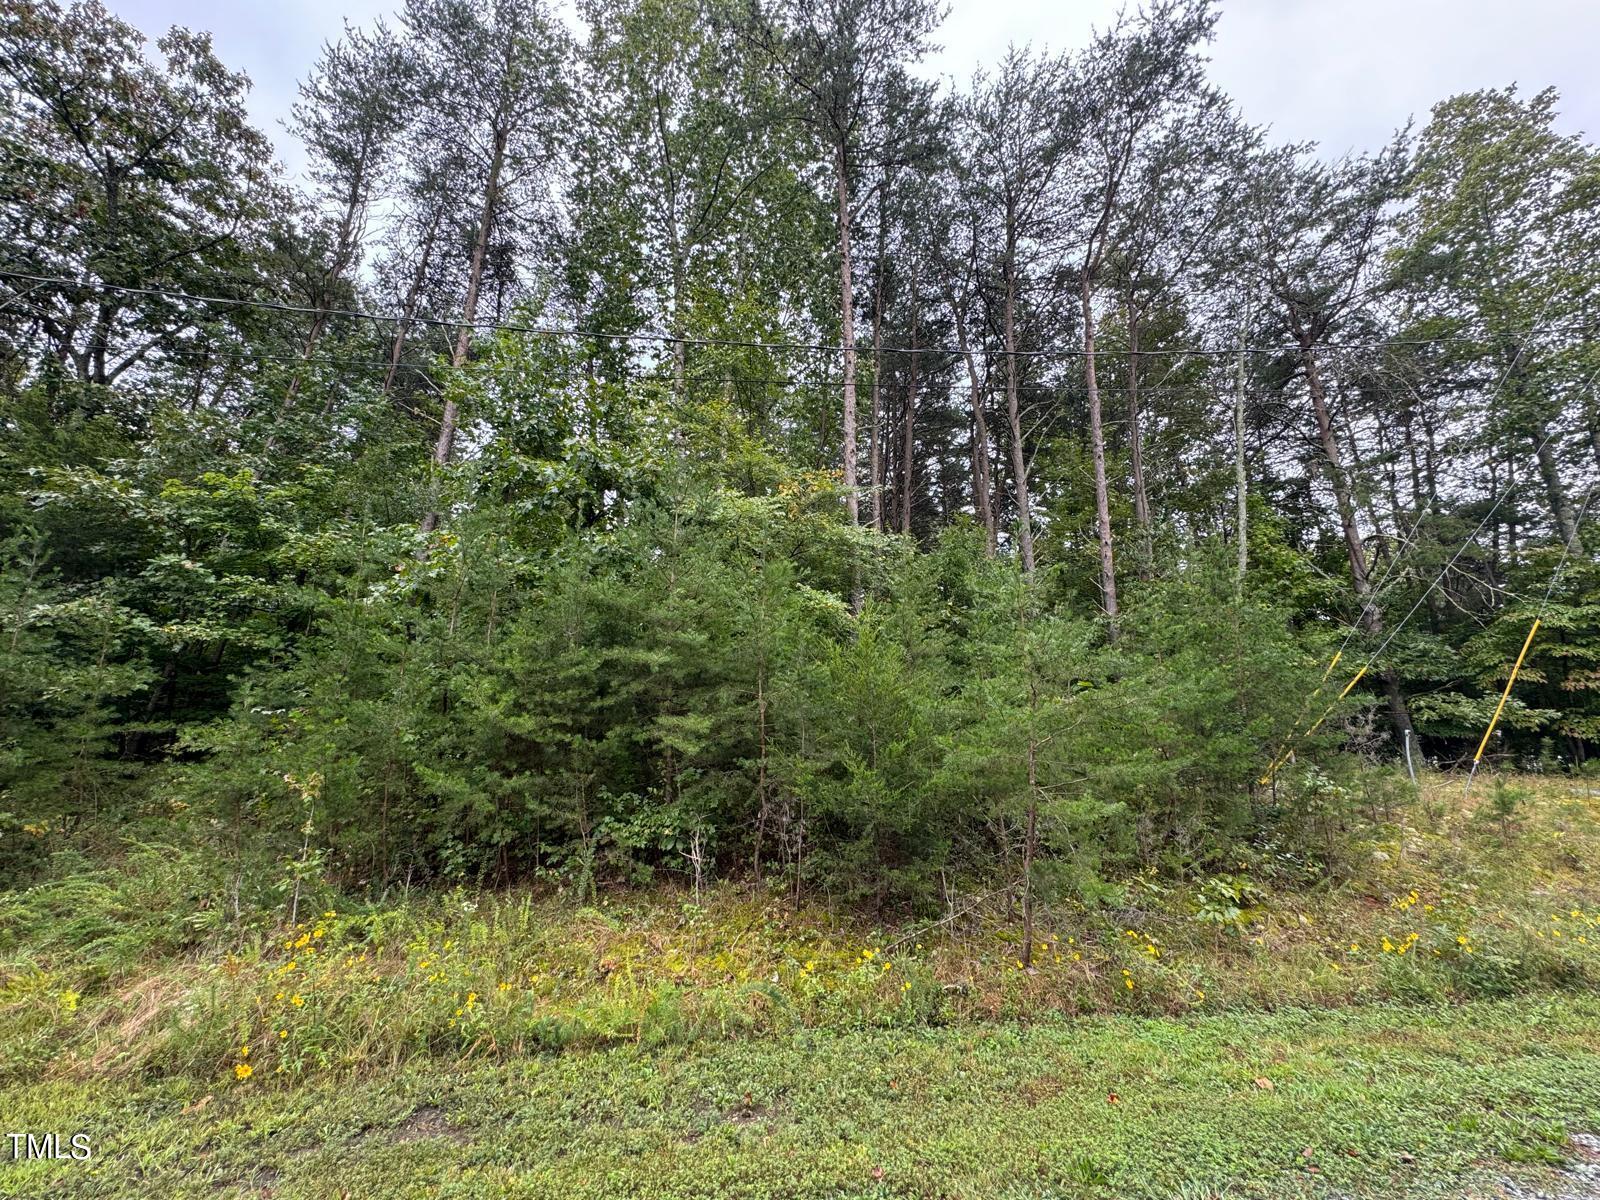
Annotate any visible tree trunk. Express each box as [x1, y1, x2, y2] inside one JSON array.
[[1126, 293, 1151, 537], [1234, 335, 1248, 599], [949, 284, 996, 555], [290, 168, 367, 405], [901, 268, 919, 536], [1020, 679, 1039, 969], [421, 126, 507, 535], [1082, 278, 1119, 630], [1533, 429, 1583, 554], [834, 144, 859, 527], [671, 256, 688, 403], [1304, 346, 1373, 604], [869, 205, 887, 532], [384, 204, 445, 396], [1003, 217, 1035, 575], [1302, 343, 1414, 742], [1588, 397, 1600, 475]]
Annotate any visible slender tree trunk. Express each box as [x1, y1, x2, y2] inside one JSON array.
[[1506, 451, 1519, 564], [1304, 346, 1373, 604], [901, 267, 919, 536], [1302, 342, 1414, 742], [949, 284, 996, 555], [834, 144, 859, 527], [1082, 277, 1119, 630], [869, 206, 887, 532], [1003, 218, 1035, 575], [384, 204, 445, 397], [1335, 382, 1388, 555], [1533, 429, 1583, 554], [1234, 334, 1248, 600], [289, 170, 367, 405], [421, 127, 507, 535], [753, 671, 768, 882], [1587, 398, 1600, 475], [1420, 400, 1441, 511], [671, 256, 688, 404], [1126, 293, 1151, 537], [1020, 678, 1039, 969]]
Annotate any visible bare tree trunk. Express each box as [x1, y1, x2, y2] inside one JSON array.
[[1020, 680, 1039, 969], [901, 268, 919, 536], [1234, 334, 1248, 600], [384, 204, 445, 397], [869, 206, 887, 532], [421, 127, 507, 535], [1302, 343, 1414, 742], [1126, 294, 1151, 536], [834, 145, 859, 528], [290, 169, 368, 405], [1082, 278, 1119, 630], [752, 675, 768, 882], [949, 285, 996, 555], [671, 257, 688, 403], [1588, 399, 1600, 475], [1304, 347, 1373, 602], [1533, 429, 1583, 554], [1004, 218, 1035, 575]]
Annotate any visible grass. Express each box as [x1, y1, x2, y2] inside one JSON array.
[[2, 771, 1600, 1196], [4, 994, 1600, 1198]]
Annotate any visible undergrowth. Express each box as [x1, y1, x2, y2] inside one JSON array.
[[2, 772, 1597, 1091]]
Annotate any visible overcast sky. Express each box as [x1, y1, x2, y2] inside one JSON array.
[[108, 0, 1598, 185]]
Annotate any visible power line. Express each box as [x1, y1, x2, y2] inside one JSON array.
[[80, 340, 1261, 398], [6, 269, 1597, 364], [1258, 335, 1599, 783]]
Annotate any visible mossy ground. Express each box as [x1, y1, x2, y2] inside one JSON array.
[[3, 772, 1600, 1197]]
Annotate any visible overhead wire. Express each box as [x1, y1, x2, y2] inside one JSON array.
[[1257, 308, 1590, 784], [5, 269, 1598, 363], [1460, 481, 1598, 798]]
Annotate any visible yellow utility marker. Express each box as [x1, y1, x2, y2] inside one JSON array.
[[1259, 655, 1362, 786], [1470, 618, 1540, 767]]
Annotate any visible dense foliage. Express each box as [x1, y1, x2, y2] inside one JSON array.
[[1, 0, 1596, 915]]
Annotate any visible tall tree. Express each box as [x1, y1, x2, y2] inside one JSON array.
[[1071, 0, 1218, 627], [963, 48, 1077, 576], [1241, 141, 1416, 742], [403, 0, 570, 533], [286, 21, 413, 397], [1395, 86, 1600, 555], [0, 0, 279, 389], [744, 0, 941, 526], [580, 0, 780, 401]]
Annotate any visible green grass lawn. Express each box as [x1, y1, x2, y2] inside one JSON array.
[[5, 993, 1600, 1199]]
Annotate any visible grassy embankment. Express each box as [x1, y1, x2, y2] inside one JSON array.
[[2, 772, 1599, 1197]]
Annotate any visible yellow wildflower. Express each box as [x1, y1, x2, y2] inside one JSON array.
[[234, 1063, 253, 1080]]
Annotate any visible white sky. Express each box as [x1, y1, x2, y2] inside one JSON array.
[[109, 0, 1599, 184]]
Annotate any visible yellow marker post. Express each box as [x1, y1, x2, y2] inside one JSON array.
[[1260, 661, 1368, 786], [1471, 619, 1540, 765]]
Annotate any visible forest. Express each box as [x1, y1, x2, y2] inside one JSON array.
[[2, 0, 1599, 923]]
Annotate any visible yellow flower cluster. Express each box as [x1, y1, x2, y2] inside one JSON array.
[[1379, 932, 1420, 955]]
